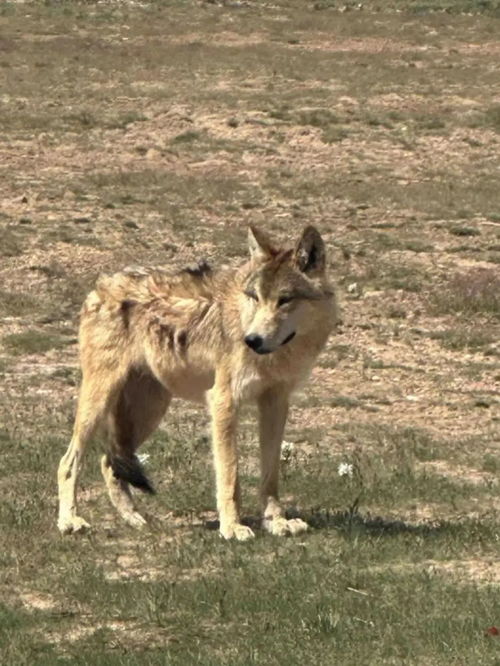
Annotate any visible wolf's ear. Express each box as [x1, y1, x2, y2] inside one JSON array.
[[294, 226, 326, 274], [248, 226, 275, 262]]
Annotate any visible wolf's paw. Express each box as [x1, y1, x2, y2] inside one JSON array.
[[220, 523, 255, 541], [123, 511, 148, 529], [58, 515, 91, 535], [263, 516, 309, 537]]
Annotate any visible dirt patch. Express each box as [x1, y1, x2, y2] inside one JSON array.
[[418, 460, 499, 486], [19, 592, 57, 612]]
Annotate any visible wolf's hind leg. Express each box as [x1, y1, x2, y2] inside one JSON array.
[[103, 369, 170, 527], [101, 455, 148, 528], [258, 389, 308, 537], [57, 372, 122, 534], [58, 431, 92, 534]]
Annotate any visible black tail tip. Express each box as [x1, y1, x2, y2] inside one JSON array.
[[109, 454, 155, 494]]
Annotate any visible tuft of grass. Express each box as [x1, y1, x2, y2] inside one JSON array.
[[105, 110, 147, 130], [468, 103, 500, 133], [2, 330, 70, 355], [482, 453, 499, 473], [403, 239, 434, 253], [387, 305, 407, 319], [63, 110, 98, 129], [268, 106, 346, 144], [0, 228, 24, 257], [365, 261, 423, 293], [330, 395, 362, 409], [295, 108, 341, 127], [0, 290, 38, 317], [448, 225, 481, 237], [64, 109, 147, 131], [429, 269, 500, 318], [429, 325, 498, 352], [322, 125, 350, 143], [172, 130, 203, 144]]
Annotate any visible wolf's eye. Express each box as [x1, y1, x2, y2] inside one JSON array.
[[278, 295, 294, 307], [245, 290, 258, 301]]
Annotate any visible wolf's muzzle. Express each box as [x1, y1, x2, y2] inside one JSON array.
[[244, 331, 296, 355]]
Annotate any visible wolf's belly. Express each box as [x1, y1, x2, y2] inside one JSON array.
[[165, 370, 215, 403]]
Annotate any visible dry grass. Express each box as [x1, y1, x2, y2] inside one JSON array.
[[429, 268, 500, 318]]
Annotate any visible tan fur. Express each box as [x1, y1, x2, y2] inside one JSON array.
[[57, 226, 338, 540]]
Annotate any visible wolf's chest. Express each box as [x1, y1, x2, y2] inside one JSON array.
[[229, 352, 308, 403], [231, 364, 265, 402]]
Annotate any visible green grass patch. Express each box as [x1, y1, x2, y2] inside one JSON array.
[[171, 130, 203, 144], [0, 227, 25, 257], [429, 325, 498, 352], [0, 290, 38, 317], [448, 225, 481, 238], [468, 103, 500, 133], [366, 261, 424, 293], [2, 330, 71, 355]]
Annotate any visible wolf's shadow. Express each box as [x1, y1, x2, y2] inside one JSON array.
[[204, 508, 459, 538]]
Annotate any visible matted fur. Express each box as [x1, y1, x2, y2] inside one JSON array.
[[57, 225, 338, 540]]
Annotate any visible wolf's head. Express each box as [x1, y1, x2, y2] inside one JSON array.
[[240, 225, 335, 355]]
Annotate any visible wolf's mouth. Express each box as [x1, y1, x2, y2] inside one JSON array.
[[280, 331, 296, 346]]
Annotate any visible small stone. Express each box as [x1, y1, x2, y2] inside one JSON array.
[[124, 220, 139, 230], [474, 399, 491, 409], [145, 148, 161, 160]]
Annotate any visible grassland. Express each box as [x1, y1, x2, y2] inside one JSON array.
[[0, 1, 499, 664]]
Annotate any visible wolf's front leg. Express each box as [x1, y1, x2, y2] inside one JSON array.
[[208, 371, 254, 541], [258, 388, 308, 536]]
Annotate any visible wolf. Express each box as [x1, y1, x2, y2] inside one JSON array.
[[57, 225, 338, 540]]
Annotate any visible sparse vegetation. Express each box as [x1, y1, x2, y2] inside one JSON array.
[[172, 130, 203, 144], [0, 228, 25, 258], [429, 269, 500, 318], [0, 290, 38, 317], [0, 1, 499, 664], [449, 225, 481, 238], [430, 325, 498, 352], [2, 330, 70, 355]]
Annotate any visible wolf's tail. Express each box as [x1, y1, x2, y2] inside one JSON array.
[[108, 453, 155, 494]]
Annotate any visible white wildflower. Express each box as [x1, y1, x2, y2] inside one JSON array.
[[338, 462, 354, 478], [281, 441, 295, 459]]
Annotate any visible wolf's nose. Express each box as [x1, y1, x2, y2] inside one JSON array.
[[244, 334, 264, 351]]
